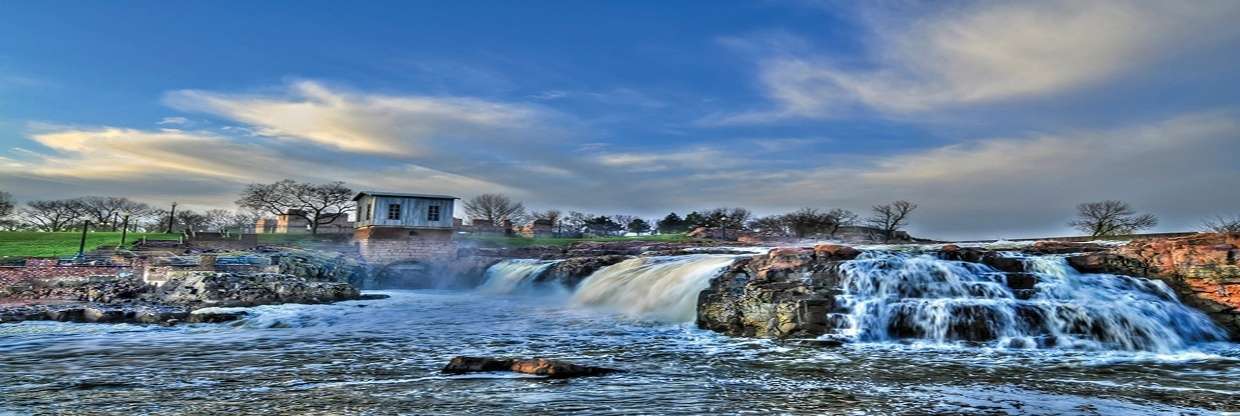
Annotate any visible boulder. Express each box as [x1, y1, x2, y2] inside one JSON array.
[[696, 249, 847, 339], [1023, 241, 1111, 255], [813, 244, 862, 261], [276, 249, 370, 288], [537, 255, 630, 288], [442, 356, 621, 378], [155, 271, 362, 308]]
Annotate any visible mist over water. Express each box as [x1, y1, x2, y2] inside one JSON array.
[[2, 250, 1238, 414]]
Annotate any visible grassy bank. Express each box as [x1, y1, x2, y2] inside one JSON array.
[[459, 233, 692, 248], [0, 231, 180, 259]]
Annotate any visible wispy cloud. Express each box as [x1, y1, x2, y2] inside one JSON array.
[[719, 1, 1240, 122]]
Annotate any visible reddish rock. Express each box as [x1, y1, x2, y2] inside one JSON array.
[[441, 356, 620, 378], [813, 244, 862, 261], [1081, 233, 1240, 339]]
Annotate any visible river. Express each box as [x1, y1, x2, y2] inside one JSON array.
[[1, 251, 1238, 415]]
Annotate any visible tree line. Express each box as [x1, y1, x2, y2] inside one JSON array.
[[0, 192, 261, 233], [2, 184, 1237, 238]]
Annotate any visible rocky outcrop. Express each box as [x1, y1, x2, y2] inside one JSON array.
[[276, 249, 369, 287], [441, 356, 621, 378], [155, 271, 362, 308], [696, 245, 859, 339], [0, 301, 246, 325], [0, 274, 147, 302], [1067, 233, 1240, 338], [536, 255, 630, 288]]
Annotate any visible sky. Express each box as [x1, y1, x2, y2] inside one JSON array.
[[1, 0, 1238, 240]]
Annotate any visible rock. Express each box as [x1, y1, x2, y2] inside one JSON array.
[[441, 356, 621, 378], [1023, 241, 1111, 255], [276, 249, 370, 288], [1004, 273, 1038, 291], [813, 244, 862, 261], [1112, 233, 1240, 339], [155, 271, 362, 308], [536, 255, 630, 288], [1065, 253, 1148, 275], [696, 249, 847, 339]]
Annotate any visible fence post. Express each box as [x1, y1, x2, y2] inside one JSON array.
[[77, 221, 91, 257]]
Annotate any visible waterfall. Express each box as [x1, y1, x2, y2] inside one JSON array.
[[833, 251, 1226, 351], [477, 259, 561, 294], [571, 255, 737, 322]]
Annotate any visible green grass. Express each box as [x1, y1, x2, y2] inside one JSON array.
[[0, 231, 180, 259], [459, 233, 692, 248]]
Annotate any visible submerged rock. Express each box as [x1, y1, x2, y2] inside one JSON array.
[[441, 356, 621, 378]]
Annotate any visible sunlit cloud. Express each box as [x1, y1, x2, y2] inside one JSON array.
[[718, 0, 1240, 122]]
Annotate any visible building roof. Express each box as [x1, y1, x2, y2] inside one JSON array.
[[353, 191, 459, 201]]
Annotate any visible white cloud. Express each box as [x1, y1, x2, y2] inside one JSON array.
[[727, 0, 1240, 121], [164, 80, 563, 156], [156, 116, 189, 126]]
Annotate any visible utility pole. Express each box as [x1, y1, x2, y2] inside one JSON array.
[[166, 202, 177, 234], [77, 221, 91, 257]]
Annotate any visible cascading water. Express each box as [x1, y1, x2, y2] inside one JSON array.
[[571, 254, 737, 322], [833, 251, 1226, 352], [477, 259, 561, 294]]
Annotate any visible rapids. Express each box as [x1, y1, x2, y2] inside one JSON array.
[[833, 252, 1225, 351], [2, 249, 1238, 414]]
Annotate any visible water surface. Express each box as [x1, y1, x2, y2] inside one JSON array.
[[2, 290, 1237, 415]]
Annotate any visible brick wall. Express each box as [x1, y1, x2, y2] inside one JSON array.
[[355, 227, 458, 265]]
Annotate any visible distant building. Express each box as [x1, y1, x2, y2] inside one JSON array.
[[254, 209, 353, 234], [352, 191, 459, 265], [519, 219, 555, 238]]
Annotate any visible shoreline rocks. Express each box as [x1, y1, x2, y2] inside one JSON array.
[[441, 356, 621, 378], [0, 301, 247, 325]]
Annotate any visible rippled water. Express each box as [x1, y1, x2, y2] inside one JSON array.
[[2, 289, 1238, 415]]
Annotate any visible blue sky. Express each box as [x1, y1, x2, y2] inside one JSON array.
[[2, 1, 1239, 239]]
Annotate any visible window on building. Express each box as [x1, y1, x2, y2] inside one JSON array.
[[427, 205, 441, 222], [387, 203, 401, 220], [364, 202, 372, 221]]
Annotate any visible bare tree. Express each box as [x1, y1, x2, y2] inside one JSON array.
[[175, 209, 208, 236], [866, 201, 917, 242], [0, 191, 14, 218], [204, 209, 236, 232], [532, 209, 563, 235], [77, 196, 151, 231], [824, 208, 859, 238], [1200, 214, 1240, 234], [748, 215, 790, 236], [237, 179, 354, 235], [1069, 200, 1158, 237], [22, 199, 85, 231], [782, 208, 832, 238], [0, 191, 17, 231], [463, 193, 525, 226], [612, 214, 638, 232]]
